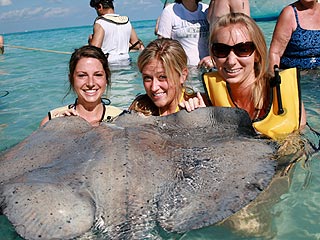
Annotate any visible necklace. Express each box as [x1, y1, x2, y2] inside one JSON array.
[[72, 98, 106, 123]]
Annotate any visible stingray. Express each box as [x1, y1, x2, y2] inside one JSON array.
[[0, 107, 277, 239]]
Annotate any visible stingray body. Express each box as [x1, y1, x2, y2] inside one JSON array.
[[0, 107, 276, 239]]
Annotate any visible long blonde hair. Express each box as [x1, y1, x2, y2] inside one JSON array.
[[210, 13, 271, 111], [137, 38, 189, 106]]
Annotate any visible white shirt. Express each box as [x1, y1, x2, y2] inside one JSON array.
[[157, 3, 210, 66], [95, 14, 132, 65]]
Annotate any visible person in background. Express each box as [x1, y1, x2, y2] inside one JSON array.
[[154, 0, 171, 36], [200, 0, 250, 68], [40, 45, 122, 127], [129, 38, 207, 116], [0, 35, 4, 54], [88, 0, 144, 66], [269, 0, 320, 70], [202, 13, 306, 140], [157, 0, 213, 69], [207, 0, 250, 25]]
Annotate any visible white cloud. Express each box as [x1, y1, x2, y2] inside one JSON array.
[[0, 7, 70, 21], [43, 8, 70, 17], [0, 7, 42, 20], [0, 0, 12, 6]]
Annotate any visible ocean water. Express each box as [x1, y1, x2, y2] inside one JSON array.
[[0, 19, 320, 239]]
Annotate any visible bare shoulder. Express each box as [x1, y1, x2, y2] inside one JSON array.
[[276, 4, 296, 28], [278, 4, 295, 20]]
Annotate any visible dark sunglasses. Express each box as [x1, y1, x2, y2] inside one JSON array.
[[211, 41, 256, 58]]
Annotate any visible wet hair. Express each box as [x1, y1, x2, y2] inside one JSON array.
[[210, 12, 270, 111], [67, 45, 111, 97], [137, 38, 188, 105], [90, 0, 114, 9]]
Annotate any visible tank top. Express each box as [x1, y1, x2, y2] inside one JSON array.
[[280, 4, 320, 69], [95, 14, 132, 65]]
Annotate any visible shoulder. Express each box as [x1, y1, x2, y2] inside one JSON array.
[[47, 104, 74, 121], [278, 4, 295, 20], [106, 105, 123, 116], [276, 4, 296, 27], [162, 3, 175, 14], [49, 105, 71, 117], [93, 19, 105, 30], [102, 105, 123, 122], [198, 2, 209, 11]]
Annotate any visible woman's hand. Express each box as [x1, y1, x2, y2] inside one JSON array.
[[179, 92, 207, 112], [198, 56, 215, 70], [53, 108, 80, 118], [40, 108, 80, 127]]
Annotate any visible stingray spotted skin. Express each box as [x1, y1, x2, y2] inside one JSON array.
[[0, 107, 277, 239]]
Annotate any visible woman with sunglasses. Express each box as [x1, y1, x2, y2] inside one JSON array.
[[203, 14, 308, 237], [129, 38, 207, 116], [202, 12, 306, 139]]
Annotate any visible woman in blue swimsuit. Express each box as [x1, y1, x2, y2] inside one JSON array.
[[269, 0, 320, 70]]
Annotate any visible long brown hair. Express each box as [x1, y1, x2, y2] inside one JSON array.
[[66, 45, 111, 98]]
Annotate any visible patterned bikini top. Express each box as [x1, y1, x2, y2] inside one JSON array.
[[281, 4, 320, 69]]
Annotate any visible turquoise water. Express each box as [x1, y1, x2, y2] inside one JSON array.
[[1, 19, 320, 239]]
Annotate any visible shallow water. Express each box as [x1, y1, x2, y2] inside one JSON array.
[[0, 20, 320, 239]]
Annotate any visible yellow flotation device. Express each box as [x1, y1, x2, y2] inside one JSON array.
[[202, 67, 301, 140]]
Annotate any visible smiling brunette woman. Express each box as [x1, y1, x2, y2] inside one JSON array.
[[40, 45, 122, 127]]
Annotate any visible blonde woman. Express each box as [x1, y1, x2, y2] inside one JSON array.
[[129, 38, 206, 116], [203, 13, 306, 139]]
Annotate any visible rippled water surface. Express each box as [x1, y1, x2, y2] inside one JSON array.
[[0, 19, 320, 239]]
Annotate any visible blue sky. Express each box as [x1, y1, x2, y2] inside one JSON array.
[[0, 0, 164, 34]]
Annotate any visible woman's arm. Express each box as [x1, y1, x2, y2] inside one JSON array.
[[129, 27, 144, 51], [89, 23, 104, 48], [269, 6, 296, 71], [157, 6, 173, 38]]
